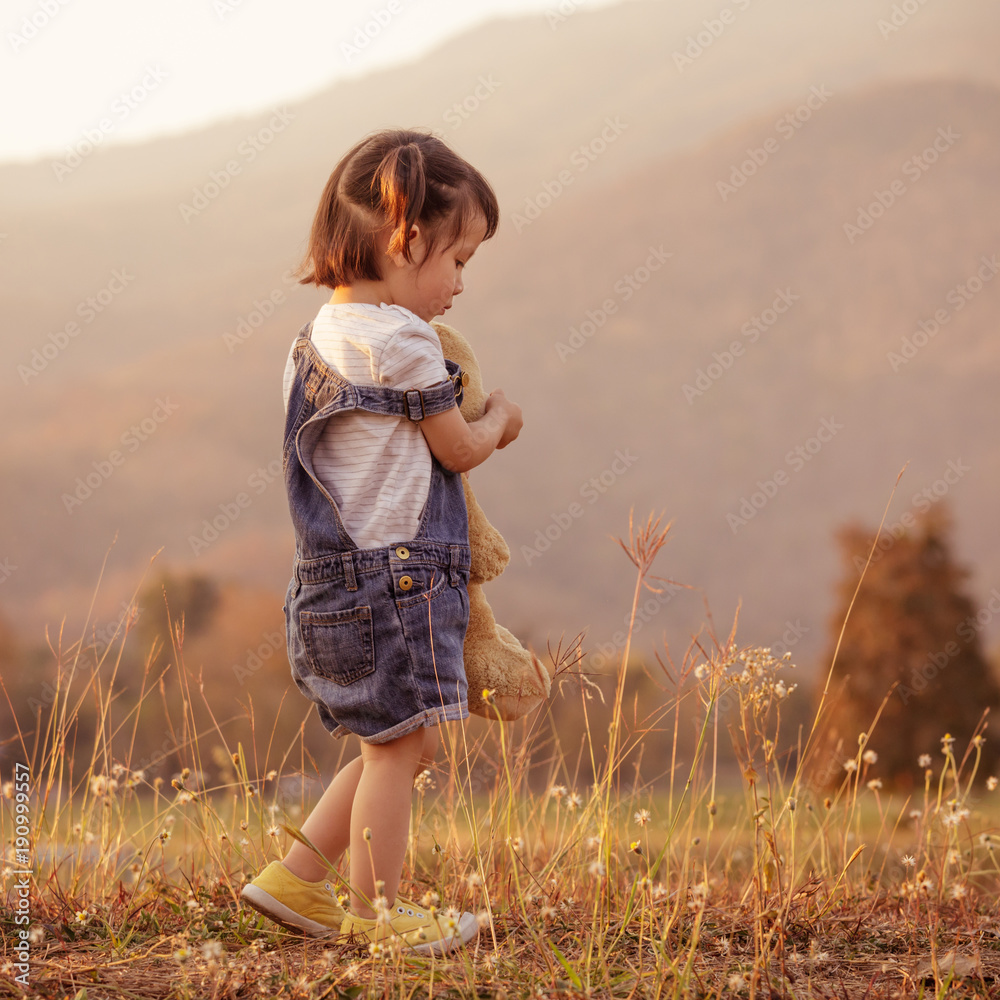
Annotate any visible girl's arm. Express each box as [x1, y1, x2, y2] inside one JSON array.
[[420, 390, 522, 474]]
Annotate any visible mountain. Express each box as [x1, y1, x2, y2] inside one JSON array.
[[2, 0, 999, 675]]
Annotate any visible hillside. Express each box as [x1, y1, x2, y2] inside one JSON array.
[[2, 0, 999, 673]]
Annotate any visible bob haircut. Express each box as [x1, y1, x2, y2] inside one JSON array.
[[298, 129, 499, 289]]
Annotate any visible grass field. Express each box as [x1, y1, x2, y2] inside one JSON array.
[[3, 516, 1000, 999]]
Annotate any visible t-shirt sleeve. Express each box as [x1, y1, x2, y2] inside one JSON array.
[[377, 322, 449, 391], [281, 340, 296, 414]]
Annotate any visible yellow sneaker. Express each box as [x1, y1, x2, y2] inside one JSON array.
[[340, 900, 479, 956], [240, 861, 346, 936]]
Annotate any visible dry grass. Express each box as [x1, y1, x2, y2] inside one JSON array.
[[3, 513, 1000, 999]]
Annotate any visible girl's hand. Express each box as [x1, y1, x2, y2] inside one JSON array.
[[485, 389, 523, 448]]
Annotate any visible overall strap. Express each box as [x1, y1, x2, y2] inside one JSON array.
[[291, 323, 466, 422]]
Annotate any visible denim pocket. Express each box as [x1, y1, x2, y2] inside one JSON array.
[[299, 606, 375, 686]]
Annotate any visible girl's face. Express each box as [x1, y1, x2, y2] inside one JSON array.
[[387, 215, 487, 323]]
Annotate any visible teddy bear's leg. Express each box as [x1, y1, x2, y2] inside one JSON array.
[[464, 582, 551, 721]]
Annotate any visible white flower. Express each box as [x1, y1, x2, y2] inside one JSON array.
[[987, 777, 998, 791], [843, 759, 858, 773], [918, 754, 932, 768], [862, 750, 878, 765], [588, 861, 606, 877], [901, 854, 916, 868], [634, 808, 651, 826]]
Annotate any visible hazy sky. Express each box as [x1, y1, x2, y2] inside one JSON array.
[[2, 0, 613, 165]]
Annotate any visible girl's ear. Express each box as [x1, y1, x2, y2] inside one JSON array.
[[388, 224, 423, 268]]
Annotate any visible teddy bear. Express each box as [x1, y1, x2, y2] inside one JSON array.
[[432, 321, 552, 720]]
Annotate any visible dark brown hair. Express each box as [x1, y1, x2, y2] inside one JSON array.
[[298, 129, 499, 288]]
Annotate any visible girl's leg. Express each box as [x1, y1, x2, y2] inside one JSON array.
[[350, 725, 439, 917], [282, 755, 363, 883]]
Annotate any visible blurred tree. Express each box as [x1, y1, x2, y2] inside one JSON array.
[[816, 504, 1000, 789]]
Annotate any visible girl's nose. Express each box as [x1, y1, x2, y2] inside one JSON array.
[[454, 272, 464, 296]]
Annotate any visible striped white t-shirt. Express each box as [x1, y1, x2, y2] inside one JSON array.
[[283, 302, 449, 550]]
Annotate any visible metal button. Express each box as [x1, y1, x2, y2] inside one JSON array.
[[396, 546, 410, 560], [398, 576, 413, 591]]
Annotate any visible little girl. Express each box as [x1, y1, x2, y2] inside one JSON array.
[[241, 129, 522, 955]]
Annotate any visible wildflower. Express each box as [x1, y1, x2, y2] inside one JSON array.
[[843, 760, 858, 773], [548, 784, 567, 800], [28, 926, 44, 945], [901, 854, 916, 868], [787, 797, 796, 812], [974, 735, 986, 749], [201, 940, 223, 961], [918, 754, 932, 768], [950, 883, 967, 900], [988, 777, 998, 791], [587, 835, 601, 850], [588, 861, 606, 877], [266, 825, 279, 838], [413, 769, 434, 792], [947, 849, 960, 866], [75, 909, 89, 924], [634, 808, 651, 826], [368, 941, 385, 957], [862, 750, 878, 765], [567, 792, 583, 811], [941, 733, 955, 752], [159, 829, 172, 844], [540, 906, 557, 921], [173, 946, 190, 962], [727, 973, 746, 991], [363, 827, 372, 841], [629, 840, 642, 855], [422, 890, 440, 909], [475, 910, 491, 928], [867, 779, 883, 791], [467, 872, 483, 889], [508, 837, 524, 852], [176, 791, 193, 805], [694, 664, 709, 680]]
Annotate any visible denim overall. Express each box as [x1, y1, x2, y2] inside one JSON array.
[[282, 321, 471, 744]]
